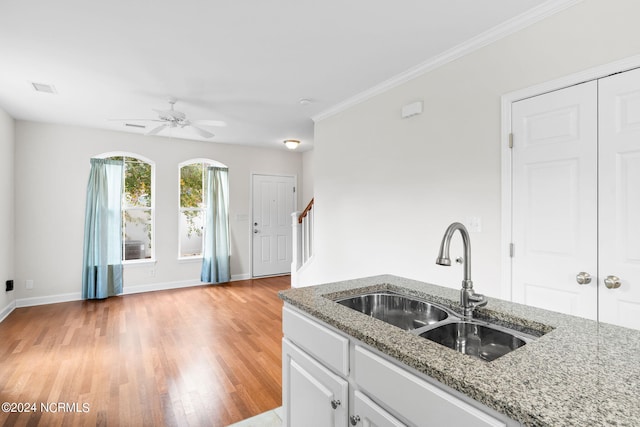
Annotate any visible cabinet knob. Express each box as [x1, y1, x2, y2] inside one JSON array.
[[330, 399, 341, 410], [604, 275, 622, 289], [349, 415, 361, 425], [576, 272, 592, 285]]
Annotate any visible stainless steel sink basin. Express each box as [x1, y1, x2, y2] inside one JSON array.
[[418, 321, 532, 362], [335, 291, 450, 330], [334, 290, 540, 361]]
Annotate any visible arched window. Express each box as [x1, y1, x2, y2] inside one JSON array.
[[179, 159, 226, 258], [97, 152, 155, 262]]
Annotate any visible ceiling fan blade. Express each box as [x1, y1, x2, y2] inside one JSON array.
[[146, 124, 168, 136], [190, 125, 215, 138], [191, 119, 227, 127], [108, 118, 164, 122]]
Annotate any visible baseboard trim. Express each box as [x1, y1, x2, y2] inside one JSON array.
[[0, 300, 16, 322], [16, 292, 81, 308], [11, 274, 254, 310], [122, 280, 205, 295]]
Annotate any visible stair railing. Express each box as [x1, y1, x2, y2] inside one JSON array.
[[291, 198, 314, 274]]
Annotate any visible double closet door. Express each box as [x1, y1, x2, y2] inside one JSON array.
[[511, 67, 640, 330]]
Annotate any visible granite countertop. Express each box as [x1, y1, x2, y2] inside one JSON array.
[[279, 274, 640, 427]]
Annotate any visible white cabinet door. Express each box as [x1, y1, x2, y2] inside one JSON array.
[[352, 390, 406, 427], [511, 81, 598, 319], [282, 339, 348, 427], [252, 174, 295, 277], [598, 68, 640, 330], [354, 346, 506, 427]]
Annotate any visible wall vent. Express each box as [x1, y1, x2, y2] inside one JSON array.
[[30, 82, 57, 94]]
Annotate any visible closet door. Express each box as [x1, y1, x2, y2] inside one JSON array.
[[511, 81, 598, 319], [598, 68, 640, 330]]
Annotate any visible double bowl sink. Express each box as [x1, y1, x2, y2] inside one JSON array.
[[335, 291, 538, 362]]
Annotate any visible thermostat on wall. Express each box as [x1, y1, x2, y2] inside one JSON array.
[[401, 101, 423, 119]]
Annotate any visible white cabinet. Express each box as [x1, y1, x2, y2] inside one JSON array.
[[282, 339, 348, 427], [353, 346, 505, 427], [511, 67, 640, 330], [352, 390, 406, 427], [282, 305, 513, 427], [283, 306, 349, 375]]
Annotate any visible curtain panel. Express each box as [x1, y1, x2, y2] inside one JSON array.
[[201, 167, 230, 284], [82, 158, 124, 299]]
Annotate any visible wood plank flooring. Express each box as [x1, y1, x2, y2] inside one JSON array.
[[0, 276, 290, 427]]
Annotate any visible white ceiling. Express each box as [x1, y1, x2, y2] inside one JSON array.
[[0, 0, 565, 151]]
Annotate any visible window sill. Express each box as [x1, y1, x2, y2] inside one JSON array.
[[178, 256, 203, 264], [123, 259, 157, 267]]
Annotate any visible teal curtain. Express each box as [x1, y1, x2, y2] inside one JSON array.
[[82, 158, 124, 299], [201, 167, 230, 283]]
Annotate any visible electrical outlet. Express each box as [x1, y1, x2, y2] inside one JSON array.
[[26, 279, 34, 290], [466, 216, 482, 233], [5, 280, 13, 292]]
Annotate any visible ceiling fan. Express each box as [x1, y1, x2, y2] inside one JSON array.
[[113, 99, 226, 138]]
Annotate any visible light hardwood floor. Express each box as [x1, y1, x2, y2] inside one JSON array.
[[0, 276, 290, 427]]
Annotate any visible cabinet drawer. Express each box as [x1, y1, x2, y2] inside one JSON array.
[[354, 346, 506, 427], [283, 306, 349, 376]]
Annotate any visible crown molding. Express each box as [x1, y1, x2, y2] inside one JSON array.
[[312, 0, 584, 122]]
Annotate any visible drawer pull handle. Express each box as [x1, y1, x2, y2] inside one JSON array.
[[330, 399, 341, 410], [350, 415, 361, 425]]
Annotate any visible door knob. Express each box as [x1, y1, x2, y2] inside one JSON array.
[[253, 229, 259, 234], [604, 275, 621, 289], [576, 272, 591, 285]]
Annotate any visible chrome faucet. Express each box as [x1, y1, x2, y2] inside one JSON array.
[[436, 222, 487, 318]]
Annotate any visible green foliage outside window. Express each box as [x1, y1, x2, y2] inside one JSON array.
[[180, 163, 206, 238], [109, 156, 153, 251]]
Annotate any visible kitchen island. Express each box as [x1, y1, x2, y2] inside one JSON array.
[[279, 275, 640, 427]]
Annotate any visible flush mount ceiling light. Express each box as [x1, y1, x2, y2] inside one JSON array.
[[283, 139, 301, 150]]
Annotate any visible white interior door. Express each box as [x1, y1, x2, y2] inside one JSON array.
[[598, 68, 640, 330], [252, 174, 295, 277], [511, 81, 598, 319]]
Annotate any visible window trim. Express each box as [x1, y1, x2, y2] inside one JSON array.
[[96, 151, 156, 264], [177, 158, 227, 260]]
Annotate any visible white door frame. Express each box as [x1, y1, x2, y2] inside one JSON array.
[[250, 172, 298, 278], [500, 54, 640, 300]]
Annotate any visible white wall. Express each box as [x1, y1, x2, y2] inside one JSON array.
[[301, 150, 314, 205], [0, 109, 15, 318], [299, 0, 640, 298], [14, 121, 303, 302]]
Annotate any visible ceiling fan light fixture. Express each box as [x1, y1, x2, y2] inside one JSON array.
[[284, 139, 301, 150], [112, 99, 225, 138]]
